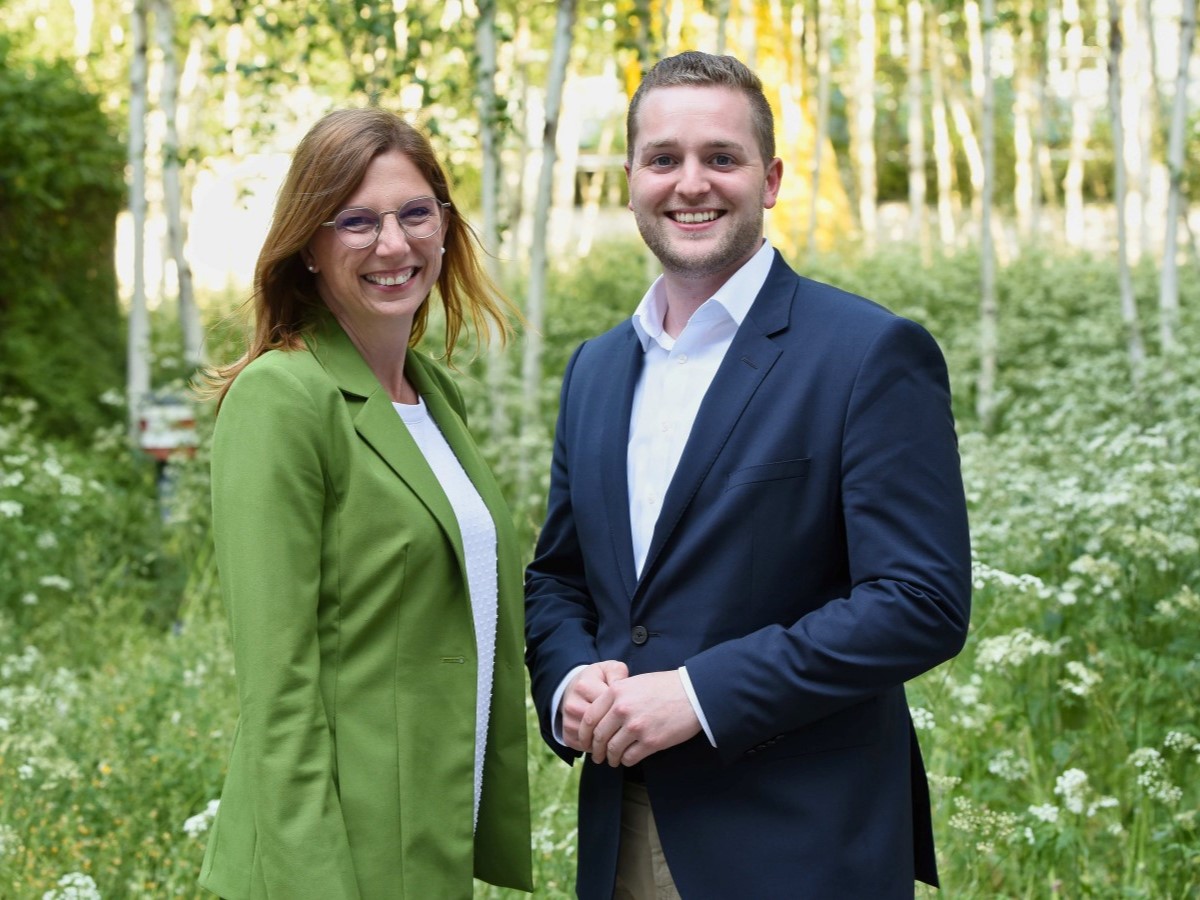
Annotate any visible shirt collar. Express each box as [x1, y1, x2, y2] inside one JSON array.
[[630, 239, 775, 351]]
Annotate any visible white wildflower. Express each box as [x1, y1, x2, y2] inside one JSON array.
[[18, 762, 35, 780], [1054, 768, 1089, 814], [0, 470, 24, 488], [0, 500, 23, 518], [36, 531, 58, 550], [1060, 660, 1102, 697], [1028, 803, 1060, 824], [975, 629, 1065, 672], [988, 749, 1031, 782], [38, 575, 72, 591], [183, 799, 221, 837], [42, 871, 101, 900], [909, 706, 935, 731], [57, 474, 83, 497], [0, 823, 18, 857], [1164, 731, 1197, 753], [1128, 747, 1182, 804], [21, 593, 38, 606]]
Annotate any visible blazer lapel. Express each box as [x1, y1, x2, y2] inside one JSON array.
[[637, 253, 797, 588], [599, 329, 645, 599], [306, 319, 465, 571]]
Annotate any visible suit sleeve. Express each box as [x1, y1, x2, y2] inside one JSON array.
[[212, 363, 360, 897], [524, 344, 600, 763], [685, 317, 972, 762]]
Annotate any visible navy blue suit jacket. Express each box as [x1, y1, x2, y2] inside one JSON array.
[[525, 251, 971, 899]]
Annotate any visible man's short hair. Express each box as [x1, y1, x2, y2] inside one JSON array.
[[626, 51, 776, 164]]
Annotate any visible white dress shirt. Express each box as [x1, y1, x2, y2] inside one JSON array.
[[552, 240, 776, 748]]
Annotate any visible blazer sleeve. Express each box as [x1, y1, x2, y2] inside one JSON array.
[[211, 361, 360, 897], [685, 316, 972, 761], [524, 344, 600, 762]]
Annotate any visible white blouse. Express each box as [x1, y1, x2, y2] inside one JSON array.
[[393, 396, 497, 828]]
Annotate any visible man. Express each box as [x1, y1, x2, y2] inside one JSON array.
[[525, 51, 971, 899]]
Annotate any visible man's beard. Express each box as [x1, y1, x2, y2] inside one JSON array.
[[633, 209, 764, 281]]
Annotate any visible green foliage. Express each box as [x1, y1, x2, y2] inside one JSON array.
[[0, 40, 126, 440]]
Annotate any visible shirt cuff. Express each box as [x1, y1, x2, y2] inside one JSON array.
[[550, 664, 589, 746], [678, 666, 716, 747]]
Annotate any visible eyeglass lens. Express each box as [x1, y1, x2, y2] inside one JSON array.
[[334, 198, 444, 247]]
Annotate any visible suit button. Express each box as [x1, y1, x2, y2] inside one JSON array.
[[631, 625, 649, 645]]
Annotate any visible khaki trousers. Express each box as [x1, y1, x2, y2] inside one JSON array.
[[613, 780, 682, 900]]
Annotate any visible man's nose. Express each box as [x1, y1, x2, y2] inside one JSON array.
[[675, 158, 711, 197]]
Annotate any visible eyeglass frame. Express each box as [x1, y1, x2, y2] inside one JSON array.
[[320, 197, 452, 248]]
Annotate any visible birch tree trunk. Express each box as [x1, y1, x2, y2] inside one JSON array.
[[154, 0, 202, 368], [1119, 0, 1147, 262], [521, 0, 576, 494], [930, 17, 958, 247], [906, 0, 926, 246], [127, 0, 150, 441], [577, 59, 618, 256], [977, 0, 998, 429], [1159, 0, 1195, 354], [1036, 0, 1062, 226], [961, 0, 987, 222], [807, 0, 833, 256], [1013, 0, 1037, 240], [1062, 0, 1091, 248], [850, 0, 879, 251], [474, 0, 509, 439], [70, 0, 94, 60], [1108, 0, 1146, 381], [715, 0, 732, 55], [223, 9, 245, 157], [949, 88, 985, 224]]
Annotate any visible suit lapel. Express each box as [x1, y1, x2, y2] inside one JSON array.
[[306, 319, 465, 571], [599, 329, 645, 599], [637, 253, 797, 588]]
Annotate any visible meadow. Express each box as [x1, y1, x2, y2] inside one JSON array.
[[1, 243, 1197, 898]]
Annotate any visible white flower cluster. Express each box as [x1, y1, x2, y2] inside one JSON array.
[[909, 706, 935, 731], [988, 749, 1031, 783], [1154, 586, 1200, 622], [1127, 747, 1184, 805], [183, 798, 221, 838], [0, 823, 19, 857], [974, 628, 1066, 672], [1051, 767, 1119, 818], [1059, 660, 1102, 697], [42, 872, 101, 900]]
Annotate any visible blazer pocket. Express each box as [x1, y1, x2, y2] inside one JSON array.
[[726, 457, 811, 490], [745, 696, 880, 762]]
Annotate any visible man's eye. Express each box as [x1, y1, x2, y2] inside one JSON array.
[[712, 154, 735, 166], [650, 155, 674, 167]]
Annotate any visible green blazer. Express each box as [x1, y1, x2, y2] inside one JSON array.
[[199, 314, 532, 899]]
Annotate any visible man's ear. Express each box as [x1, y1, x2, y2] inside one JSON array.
[[763, 157, 783, 210]]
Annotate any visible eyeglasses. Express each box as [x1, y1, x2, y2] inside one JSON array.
[[321, 196, 450, 248]]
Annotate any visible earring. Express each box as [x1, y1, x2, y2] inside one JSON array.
[[440, 247, 446, 255], [307, 264, 317, 273]]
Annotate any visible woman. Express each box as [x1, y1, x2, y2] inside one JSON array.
[[198, 108, 532, 899]]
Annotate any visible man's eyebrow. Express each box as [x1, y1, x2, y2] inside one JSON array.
[[639, 138, 749, 152]]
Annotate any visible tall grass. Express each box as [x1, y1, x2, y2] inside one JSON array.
[[0, 245, 1196, 897]]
